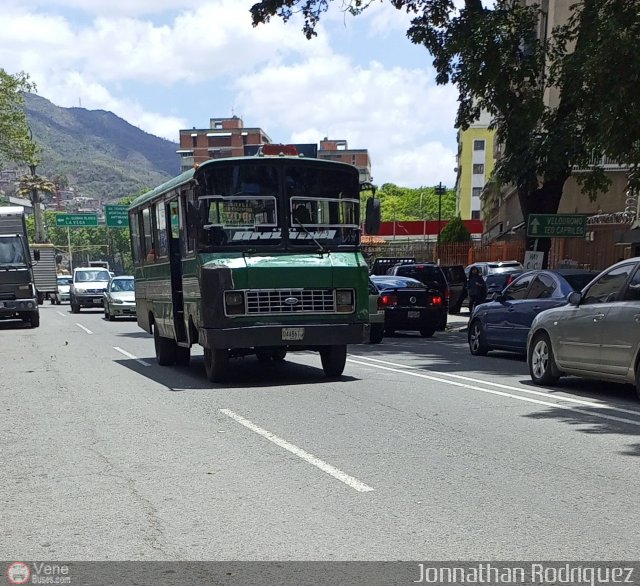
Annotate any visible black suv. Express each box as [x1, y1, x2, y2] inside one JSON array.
[[441, 265, 467, 314], [385, 262, 448, 330]]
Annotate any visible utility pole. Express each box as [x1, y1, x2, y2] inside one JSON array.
[[435, 182, 447, 263]]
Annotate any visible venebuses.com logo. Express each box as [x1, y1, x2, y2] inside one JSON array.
[[7, 562, 30, 585]]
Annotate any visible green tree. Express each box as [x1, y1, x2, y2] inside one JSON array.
[[17, 173, 56, 242], [250, 0, 640, 260], [0, 69, 37, 167], [439, 215, 471, 243]]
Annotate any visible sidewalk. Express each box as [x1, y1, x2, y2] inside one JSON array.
[[446, 308, 471, 332]]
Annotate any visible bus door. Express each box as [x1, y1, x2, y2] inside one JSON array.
[[167, 200, 187, 343]]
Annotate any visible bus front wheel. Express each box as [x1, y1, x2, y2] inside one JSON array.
[[153, 323, 176, 366], [320, 344, 347, 378], [204, 347, 228, 382]]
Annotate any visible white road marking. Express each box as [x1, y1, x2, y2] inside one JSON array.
[[346, 358, 640, 428], [351, 355, 640, 417], [76, 323, 92, 334], [220, 408, 374, 493], [56, 311, 66, 317], [113, 346, 151, 367]]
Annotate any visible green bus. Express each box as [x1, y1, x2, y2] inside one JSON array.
[[128, 147, 380, 382]]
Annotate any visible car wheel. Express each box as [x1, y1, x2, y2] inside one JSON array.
[[70, 299, 80, 313], [272, 348, 287, 362], [320, 344, 347, 378], [107, 305, 116, 321], [56, 298, 61, 305], [419, 327, 436, 338], [468, 319, 489, 356], [203, 347, 228, 382], [153, 322, 177, 366], [528, 332, 561, 385], [437, 313, 447, 331], [369, 323, 384, 344]]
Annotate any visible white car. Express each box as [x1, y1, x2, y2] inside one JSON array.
[[103, 276, 136, 320], [54, 275, 72, 304], [69, 267, 111, 313]]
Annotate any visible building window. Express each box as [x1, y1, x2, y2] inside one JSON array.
[[474, 140, 485, 151], [473, 164, 485, 175], [471, 210, 481, 220], [472, 187, 482, 199]]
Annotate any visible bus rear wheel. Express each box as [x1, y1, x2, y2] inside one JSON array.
[[320, 344, 347, 378], [153, 323, 176, 366], [204, 347, 228, 382]]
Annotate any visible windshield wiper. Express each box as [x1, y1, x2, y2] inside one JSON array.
[[293, 217, 325, 254]]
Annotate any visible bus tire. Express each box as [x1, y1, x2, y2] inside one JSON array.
[[175, 345, 190, 366], [153, 323, 176, 366], [320, 344, 346, 378], [204, 347, 228, 382]]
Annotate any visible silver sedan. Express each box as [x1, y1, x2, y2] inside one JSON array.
[[527, 259, 640, 399], [103, 276, 136, 321]]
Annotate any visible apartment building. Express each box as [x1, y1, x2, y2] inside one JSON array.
[[177, 121, 372, 184], [317, 138, 372, 184], [177, 116, 272, 172], [455, 110, 496, 221]]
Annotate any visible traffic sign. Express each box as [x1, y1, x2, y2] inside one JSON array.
[[104, 205, 129, 228], [526, 214, 586, 238], [524, 250, 544, 270], [55, 213, 98, 227]]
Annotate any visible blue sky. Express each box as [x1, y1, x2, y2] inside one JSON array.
[[2, 0, 461, 187]]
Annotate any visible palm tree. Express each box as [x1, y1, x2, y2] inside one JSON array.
[[17, 173, 56, 242]]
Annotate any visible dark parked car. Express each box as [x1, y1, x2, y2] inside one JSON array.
[[384, 262, 449, 330], [468, 269, 598, 356], [465, 260, 524, 279], [370, 275, 445, 338], [441, 265, 467, 314]]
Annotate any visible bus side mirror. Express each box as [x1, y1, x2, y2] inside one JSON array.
[[365, 197, 381, 235], [33, 249, 40, 262]]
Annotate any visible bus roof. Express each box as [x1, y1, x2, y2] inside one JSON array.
[[128, 155, 359, 211]]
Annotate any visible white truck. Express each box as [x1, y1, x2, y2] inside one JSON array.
[[0, 207, 40, 327]]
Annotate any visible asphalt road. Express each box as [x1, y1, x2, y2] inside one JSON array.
[[2, 305, 640, 561]]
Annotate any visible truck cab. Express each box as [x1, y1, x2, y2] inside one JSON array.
[[0, 207, 40, 328]]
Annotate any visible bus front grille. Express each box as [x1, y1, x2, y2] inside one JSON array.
[[246, 289, 336, 314]]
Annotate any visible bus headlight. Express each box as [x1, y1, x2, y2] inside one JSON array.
[[336, 289, 354, 313], [225, 291, 245, 315]]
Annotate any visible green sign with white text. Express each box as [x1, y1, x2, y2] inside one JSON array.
[[527, 214, 587, 238], [55, 213, 98, 227], [104, 205, 129, 228]]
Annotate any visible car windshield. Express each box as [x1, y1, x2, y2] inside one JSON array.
[[0, 236, 28, 267], [57, 277, 72, 286], [111, 279, 134, 292], [76, 270, 110, 282], [487, 263, 523, 274]]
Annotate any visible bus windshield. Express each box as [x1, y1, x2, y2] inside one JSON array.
[[196, 162, 360, 250]]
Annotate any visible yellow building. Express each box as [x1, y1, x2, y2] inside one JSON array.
[[455, 110, 496, 221]]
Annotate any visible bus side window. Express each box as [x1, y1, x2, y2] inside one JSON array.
[[169, 200, 180, 240], [155, 203, 168, 258], [130, 211, 142, 264], [142, 207, 155, 262], [182, 191, 195, 254]]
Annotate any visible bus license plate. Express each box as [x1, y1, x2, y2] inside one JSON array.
[[282, 327, 304, 341], [408, 311, 420, 319]]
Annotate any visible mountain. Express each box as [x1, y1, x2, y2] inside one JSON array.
[[23, 93, 180, 202]]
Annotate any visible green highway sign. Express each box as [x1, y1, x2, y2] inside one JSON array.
[[104, 205, 129, 228], [527, 214, 587, 238], [55, 213, 98, 227]]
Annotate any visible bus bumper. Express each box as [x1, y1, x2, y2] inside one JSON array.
[[201, 323, 369, 349]]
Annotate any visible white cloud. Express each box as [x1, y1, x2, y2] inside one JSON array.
[[234, 57, 458, 187], [0, 0, 461, 186]]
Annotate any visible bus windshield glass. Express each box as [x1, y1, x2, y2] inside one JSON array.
[[196, 161, 360, 250], [0, 236, 28, 267]]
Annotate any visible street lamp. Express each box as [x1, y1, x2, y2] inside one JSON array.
[[435, 182, 447, 262]]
